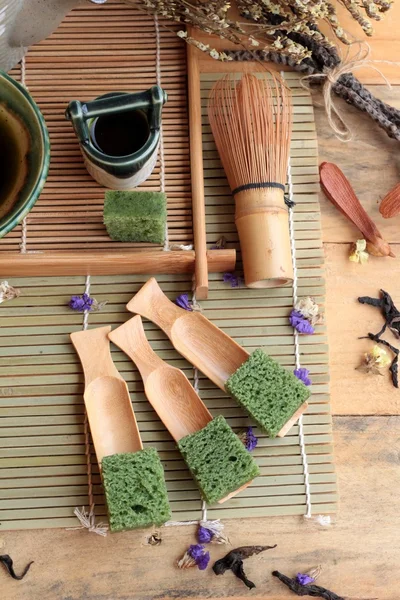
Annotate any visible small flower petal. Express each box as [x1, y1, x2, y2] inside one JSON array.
[[244, 426, 258, 451], [187, 544, 210, 570], [289, 310, 315, 335], [223, 272, 243, 288], [294, 368, 312, 386], [197, 551, 210, 570], [349, 239, 369, 264], [198, 525, 213, 544], [69, 293, 95, 312], [296, 573, 315, 585], [188, 544, 205, 561], [175, 294, 193, 311]]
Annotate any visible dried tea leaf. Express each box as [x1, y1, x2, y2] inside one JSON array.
[[213, 545, 276, 589], [358, 290, 400, 387], [0, 555, 33, 580], [273, 570, 345, 599]]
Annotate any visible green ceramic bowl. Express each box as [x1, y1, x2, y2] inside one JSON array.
[[0, 71, 50, 238]]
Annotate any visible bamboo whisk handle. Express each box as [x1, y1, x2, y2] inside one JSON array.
[[234, 188, 293, 289]]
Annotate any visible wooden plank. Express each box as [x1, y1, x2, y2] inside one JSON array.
[[0, 250, 235, 277], [325, 242, 400, 415]]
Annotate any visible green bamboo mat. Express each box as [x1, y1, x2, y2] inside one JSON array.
[[0, 68, 336, 530]]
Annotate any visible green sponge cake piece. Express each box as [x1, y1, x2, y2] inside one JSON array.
[[177, 415, 260, 505], [102, 448, 171, 532], [103, 190, 167, 243], [226, 349, 310, 438]]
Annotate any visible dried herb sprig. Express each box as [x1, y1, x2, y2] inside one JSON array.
[[126, 1, 399, 141], [213, 545, 277, 589], [272, 570, 344, 599], [129, 0, 391, 64], [0, 555, 33, 580], [358, 290, 400, 387]]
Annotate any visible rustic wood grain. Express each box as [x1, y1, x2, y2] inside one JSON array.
[[316, 86, 400, 244], [1, 1, 400, 596], [2, 416, 398, 600], [326, 242, 400, 415]]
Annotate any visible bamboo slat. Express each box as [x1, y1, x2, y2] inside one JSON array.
[[0, 1, 335, 530], [0, 1, 197, 270]]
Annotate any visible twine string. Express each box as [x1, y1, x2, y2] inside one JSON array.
[[302, 41, 400, 142], [189, 296, 207, 521], [286, 157, 312, 520], [68, 275, 108, 536]]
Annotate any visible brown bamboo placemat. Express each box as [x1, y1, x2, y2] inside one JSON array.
[[1, 1, 191, 253], [0, 2, 336, 531]]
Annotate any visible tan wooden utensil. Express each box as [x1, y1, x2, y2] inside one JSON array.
[[126, 278, 249, 391], [109, 315, 213, 440], [108, 315, 253, 503], [70, 325, 143, 465]]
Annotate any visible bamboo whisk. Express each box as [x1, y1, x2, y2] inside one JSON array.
[[208, 72, 293, 288]]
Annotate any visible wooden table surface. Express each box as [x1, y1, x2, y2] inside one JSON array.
[[2, 83, 400, 599]]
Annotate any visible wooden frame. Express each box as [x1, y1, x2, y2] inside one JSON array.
[[0, 249, 235, 277], [0, 15, 234, 293]]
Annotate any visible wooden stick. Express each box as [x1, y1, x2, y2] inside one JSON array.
[[0, 249, 235, 277], [187, 29, 208, 299]]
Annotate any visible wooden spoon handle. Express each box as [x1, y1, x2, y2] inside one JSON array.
[[109, 316, 165, 383], [70, 325, 121, 387], [126, 278, 184, 337]]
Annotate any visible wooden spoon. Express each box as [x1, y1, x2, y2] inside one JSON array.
[[70, 325, 143, 465], [108, 315, 252, 503], [126, 278, 249, 391]]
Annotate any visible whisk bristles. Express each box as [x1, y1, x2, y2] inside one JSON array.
[[207, 71, 292, 194]]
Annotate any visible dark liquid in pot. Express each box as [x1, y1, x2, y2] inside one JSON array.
[[0, 105, 29, 220], [92, 109, 150, 157]]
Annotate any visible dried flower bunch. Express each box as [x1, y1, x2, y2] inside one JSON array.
[[130, 1, 400, 141], [132, 0, 390, 63]]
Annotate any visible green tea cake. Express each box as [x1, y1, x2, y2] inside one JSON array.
[[103, 190, 167, 243], [102, 448, 171, 532], [226, 349, 310, 438], [177, 415, 260, 505]]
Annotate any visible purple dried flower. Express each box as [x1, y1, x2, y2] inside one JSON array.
[[196, 551, 210, 571], [175, 294, 193, 311], [211, 236, 227, 250], [244, 427, 258, 452], [69, 293, 94, 312], [188, 544, 210, 570], [289, 310, 314, 335], [188, 544, 204, 560], [223, 272, 243, 288], [296, 573, 315, 586], [294, 368, 312, 386], [198, 525, 213, 544]]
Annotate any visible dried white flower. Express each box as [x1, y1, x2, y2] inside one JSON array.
[[0, 281, 20, 304]]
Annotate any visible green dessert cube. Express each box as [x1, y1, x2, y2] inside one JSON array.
[[177, 415, 260, 505], [103, 190, 167, 243], [226, 349, 310, 438], [102, 448, 171, 532]]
